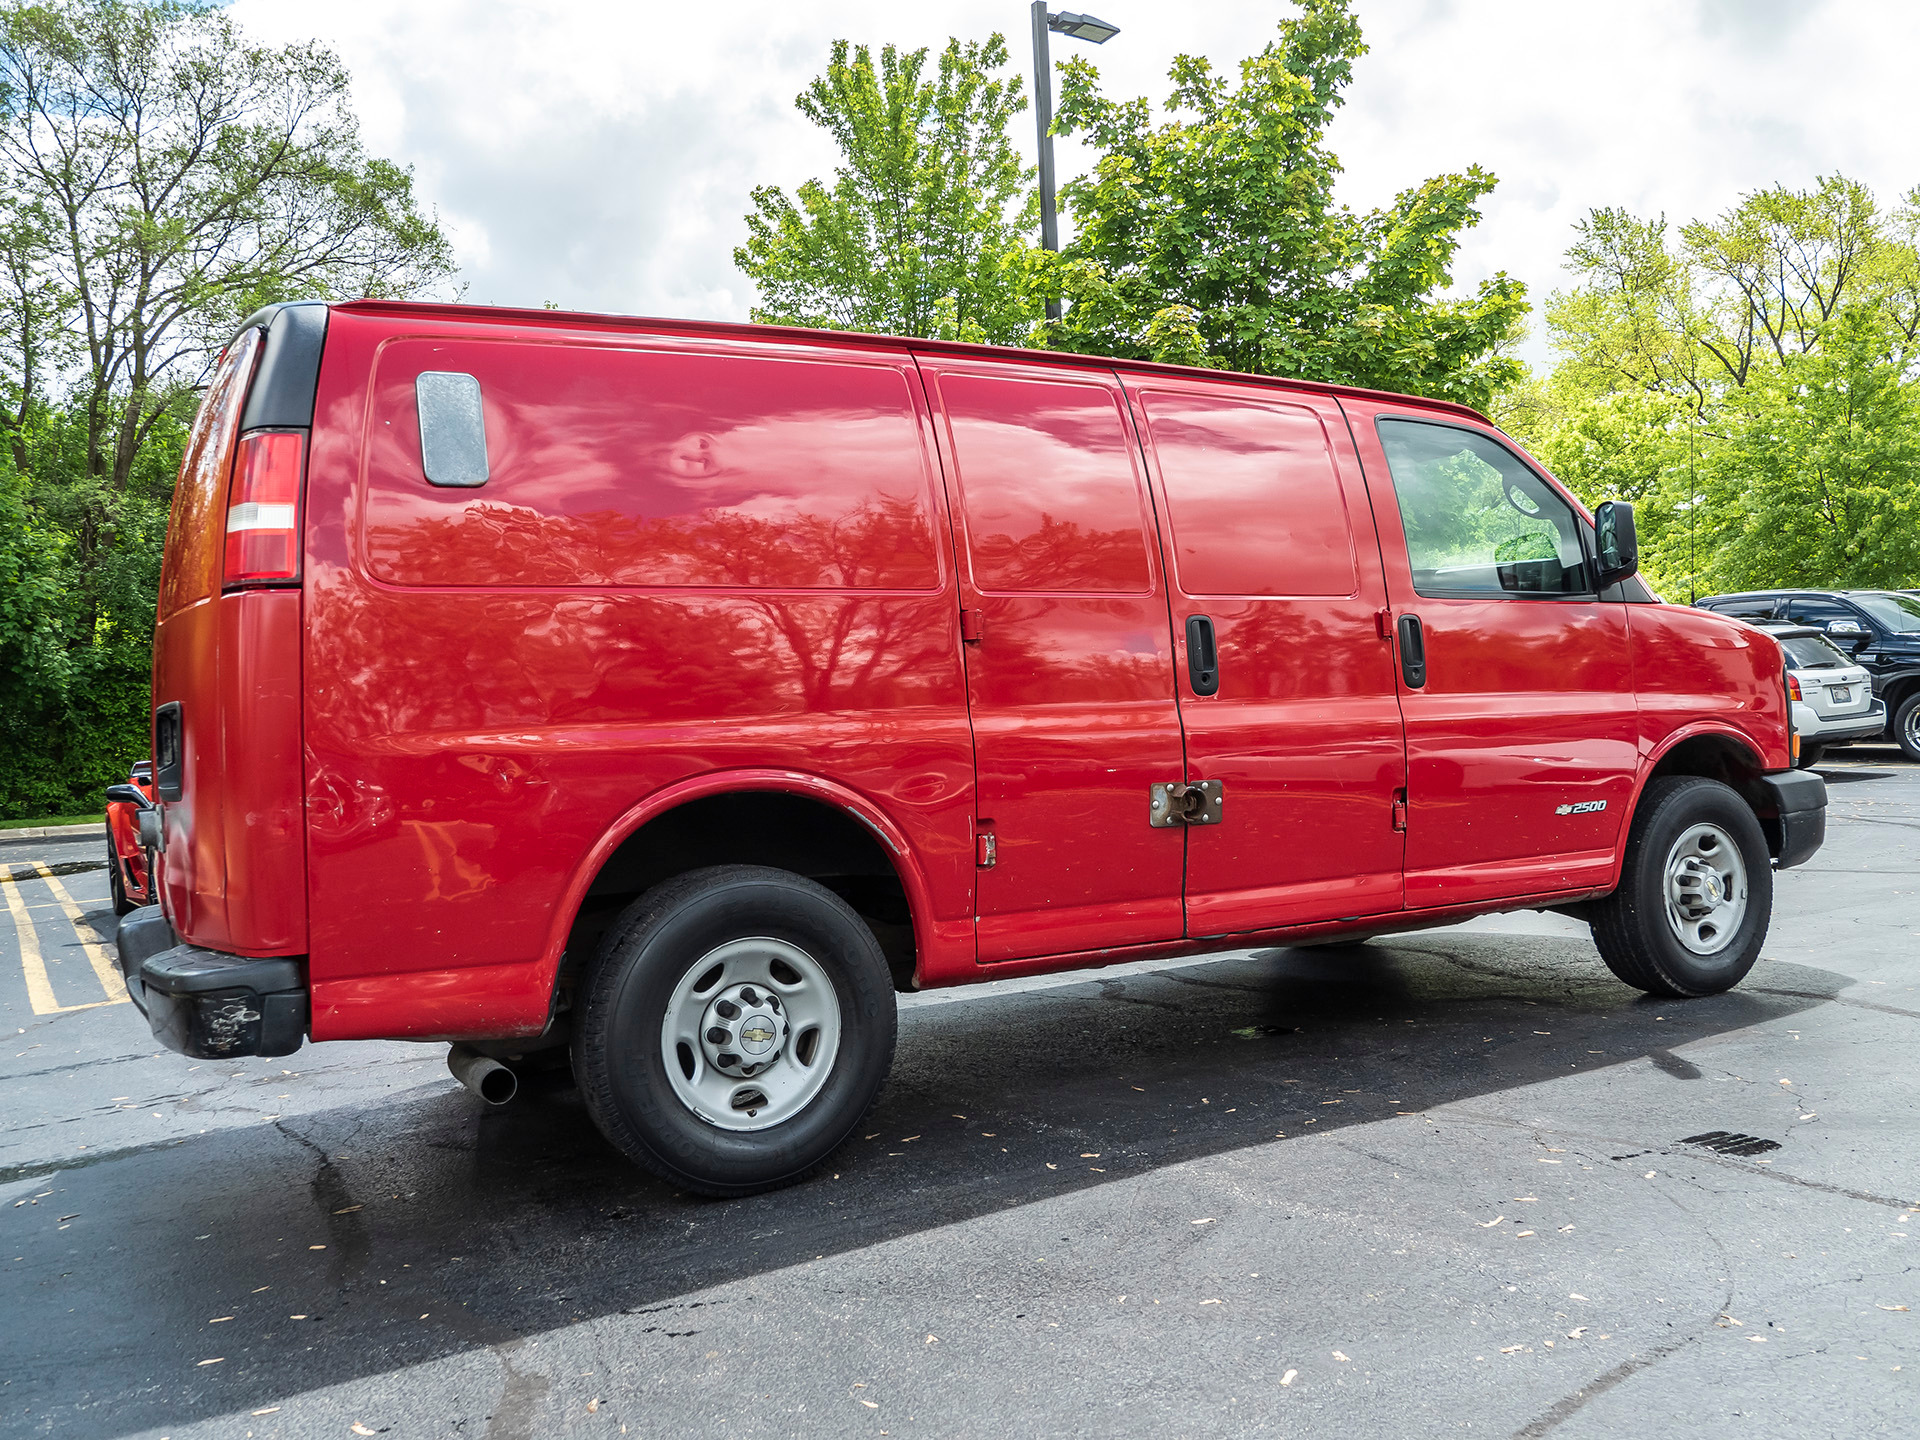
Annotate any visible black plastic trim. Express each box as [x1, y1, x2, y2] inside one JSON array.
[[237, 301, 329, 430], [1757, 769, 1827, 870], [113, 904, 177, 1012], [134, 943, 308, 1058]]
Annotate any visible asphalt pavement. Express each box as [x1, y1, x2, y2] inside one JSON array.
[[3, 751, 1917, 1439]]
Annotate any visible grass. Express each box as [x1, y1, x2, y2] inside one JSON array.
[[0, 813, 105, 831]]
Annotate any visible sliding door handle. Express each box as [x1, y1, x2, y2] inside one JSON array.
[[1396, 613, 1427, 689], [1186, 614, 1220, 696]]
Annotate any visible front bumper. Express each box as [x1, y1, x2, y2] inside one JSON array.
[[1793, 698, 1887, 744], [115, 907, 308, 1058], [1756, 770, 1827, 870]]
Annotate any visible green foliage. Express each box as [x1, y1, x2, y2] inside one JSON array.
[[0, 1, 455, 817], [735, 34, 1038, 344], [1034, 0, 1527, 408], [1513, 176, 1920, 598]]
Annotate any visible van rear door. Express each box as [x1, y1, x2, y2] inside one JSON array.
[[1124, 376, 1407, 933], [151, 303, 319, 955], [917, 356, 1186, 963]]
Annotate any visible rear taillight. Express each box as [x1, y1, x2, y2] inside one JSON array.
[[223, 430, 305, 586], [1786, 673, 1803, 702]]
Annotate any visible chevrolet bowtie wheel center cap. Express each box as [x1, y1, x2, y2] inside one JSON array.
[[700, 982, 787, 1078]]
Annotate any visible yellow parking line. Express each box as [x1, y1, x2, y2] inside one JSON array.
[[3, 864, 64, 1014], [1, 863, 130, 1014], [35, 863, 130, 1005]]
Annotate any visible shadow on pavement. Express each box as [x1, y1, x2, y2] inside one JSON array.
[[3, 931, 1837, 1435]]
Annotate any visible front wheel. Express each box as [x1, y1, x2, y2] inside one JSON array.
[[1894, 692, 1920, 763], [573, 865, 897, 1196], [1589, 776, 1772, 998]]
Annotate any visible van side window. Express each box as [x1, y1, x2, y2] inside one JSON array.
[[1139, 392, 1356, 597], [938, 374, 1154, 594], [1376, 418, 1591, 598], [363, 343, 942, 590]]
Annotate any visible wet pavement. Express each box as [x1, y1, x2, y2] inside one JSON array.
[[4, 750, 1918, 1438]]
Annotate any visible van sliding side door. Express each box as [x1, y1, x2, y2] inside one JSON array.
[[915, 355, 1187, 964], [1122, 375, 1408, 934]]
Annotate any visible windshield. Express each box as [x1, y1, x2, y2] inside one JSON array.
[[1854, 593, 1920, 633], [1780, 634, 1850, 669]]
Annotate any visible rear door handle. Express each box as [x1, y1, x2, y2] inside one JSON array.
[[1186, 615, 1219, 696], [1396, 614, 1427, 689]]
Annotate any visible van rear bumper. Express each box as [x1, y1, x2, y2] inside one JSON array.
[[115, 906, 308, 1058]]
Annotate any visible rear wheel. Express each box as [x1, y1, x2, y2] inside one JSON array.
[[1797, 742, 1825, 770], [1894, 692, 1920, 763], [1589, 777, 1771, 998], [573, 865, 896, 1196], [106, 827, 134, 916]]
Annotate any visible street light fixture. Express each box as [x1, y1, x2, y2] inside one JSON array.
[[1031, 3, 1120, 321]]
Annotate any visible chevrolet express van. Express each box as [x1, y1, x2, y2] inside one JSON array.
[[115, 300, 1826, 1194]]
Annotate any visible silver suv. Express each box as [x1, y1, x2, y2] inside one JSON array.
[[1760, 624, 1886, 767]]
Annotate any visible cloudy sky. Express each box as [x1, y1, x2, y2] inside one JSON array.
[[229, 0, 1918, 370]]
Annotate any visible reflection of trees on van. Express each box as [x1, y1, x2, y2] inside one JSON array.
[[968, 513, 1150, 594], [346, 493, 961, 726]]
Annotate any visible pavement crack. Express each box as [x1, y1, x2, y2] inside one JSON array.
[[1092, 978, 1187, 1012], [1746, 987, 1920, 1021], [273, 1119, 371, 1278]]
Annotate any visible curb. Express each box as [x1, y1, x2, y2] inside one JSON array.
[[0, 823, 102, 844]]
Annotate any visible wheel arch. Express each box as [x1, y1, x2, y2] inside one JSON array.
[[538, 771, 937, 1016], [1630, 726, 1785, 863]]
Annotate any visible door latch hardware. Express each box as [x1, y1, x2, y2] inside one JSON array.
[[976, 832, 997, 868], [960, 609, 985, 643], [1149, 780, 1224, 828], [1391, 788, 1408, 832]]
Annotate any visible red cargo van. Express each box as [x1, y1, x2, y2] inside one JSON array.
[[117, 300, 1825, 1194]]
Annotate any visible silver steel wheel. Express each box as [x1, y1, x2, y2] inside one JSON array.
[[1905, 703, 1920, 749], [658, 937, 842, 1132], [1662, 822, 1748, 956]]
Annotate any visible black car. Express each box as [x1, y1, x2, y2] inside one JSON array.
[[1693, 589, 1920, 759]]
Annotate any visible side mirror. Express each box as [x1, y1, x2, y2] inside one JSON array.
[[1594, 500, 1638, 589], [1825, 619, 1868, 646], [105, 783, 153, 811]]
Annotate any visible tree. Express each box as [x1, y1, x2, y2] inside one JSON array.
[[0, 0, 455, 493], [1514, 176, 1920, 597], [735, 34, 1037, 344], [0, 0, 456, 817], [1036, 0, 1527, 409]]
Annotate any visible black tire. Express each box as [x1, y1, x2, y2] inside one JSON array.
[[1894, 692, 1920, 763], [107, 827, 134, 916], [573, 865, 896, 1196], [1589, 776, 1772, 998], [1797, 742, 1825, 770]]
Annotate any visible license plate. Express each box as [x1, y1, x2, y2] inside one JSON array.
[[1829, 686, 1852, 703]]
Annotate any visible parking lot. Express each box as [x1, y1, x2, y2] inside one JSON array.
[[4, 750, 1918, 1439]]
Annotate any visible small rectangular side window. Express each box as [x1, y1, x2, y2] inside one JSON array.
[[416, 371, 490, 487]]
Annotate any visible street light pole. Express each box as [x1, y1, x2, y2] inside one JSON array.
[[1030, 5, 1120, 323]]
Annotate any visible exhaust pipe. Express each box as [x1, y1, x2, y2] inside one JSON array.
[[447, 1044, 518, 1106]]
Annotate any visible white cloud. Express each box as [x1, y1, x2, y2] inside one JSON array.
[[230, 0, 1918, 370]]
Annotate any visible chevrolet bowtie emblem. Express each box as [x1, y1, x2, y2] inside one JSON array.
[[740, 1026, 774, 1044]]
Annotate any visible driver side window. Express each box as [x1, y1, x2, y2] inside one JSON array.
[[1377, 418, 1592, 598]]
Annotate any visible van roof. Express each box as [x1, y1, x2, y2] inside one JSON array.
[[326, 299, 1495, 427]]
